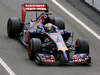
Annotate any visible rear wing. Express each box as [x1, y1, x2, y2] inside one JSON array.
[[22, 3, 49, 23]]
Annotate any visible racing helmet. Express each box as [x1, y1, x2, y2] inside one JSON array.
[[44, 23, 53, 32]]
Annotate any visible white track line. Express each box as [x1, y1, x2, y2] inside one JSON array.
[[0, 58, 15, 75], [52, 0, 100, 40], [85, 73, 100, 75]]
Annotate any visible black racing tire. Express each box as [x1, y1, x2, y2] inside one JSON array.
[[28, 38, 42, 60], [7, 17, 21, 38], [75, 38, 89, 54], [51, 17, 55, 24], [53, 17, 65, 29]]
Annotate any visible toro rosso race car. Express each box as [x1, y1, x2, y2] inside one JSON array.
[[7, 3, 91, 64]]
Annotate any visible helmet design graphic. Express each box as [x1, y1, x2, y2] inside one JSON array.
[[44, 23, 53, 32]]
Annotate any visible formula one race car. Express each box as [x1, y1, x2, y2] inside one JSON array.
[[7, 3, 91, 64]]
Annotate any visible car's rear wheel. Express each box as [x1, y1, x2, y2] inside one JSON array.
[[52, 17, 65, 29], [28, 38, 42, 60], [75, 38, 89, 54], [7, 17, 21, 38]]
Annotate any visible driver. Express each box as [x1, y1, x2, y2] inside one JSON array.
[[44, 23, 54, 32]]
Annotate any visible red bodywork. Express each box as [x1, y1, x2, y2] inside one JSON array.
[[21, 3, 49, 23], [22, 3, 49, 42], [25, 14, 44, 43]]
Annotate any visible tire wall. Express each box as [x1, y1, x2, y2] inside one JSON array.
[[85, 0, 100, 12]]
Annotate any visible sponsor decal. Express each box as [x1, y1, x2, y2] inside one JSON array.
[[25, 8, 46, 10], [73, 54, 89, 63], [25, 4, 46, 8], [38, 54, 55, 63]]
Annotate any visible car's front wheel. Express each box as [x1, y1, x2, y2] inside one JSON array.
[[28, 38, 42, 60], [75, 38, 89, 54]]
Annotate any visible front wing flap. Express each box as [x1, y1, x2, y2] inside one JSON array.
[[36, 53, 55, 63], [73, 53, 91, 63]]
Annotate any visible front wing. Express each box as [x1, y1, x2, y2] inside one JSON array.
[[36, 53, 91, 64]]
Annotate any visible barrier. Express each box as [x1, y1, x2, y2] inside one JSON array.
[[85, 0, 100, 12]]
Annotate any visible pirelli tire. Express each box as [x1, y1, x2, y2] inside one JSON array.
[[53, 17, 65, 29], [7, 17, 21, 38], [75, 38, 89, 54], [28, 38, 42, 60]]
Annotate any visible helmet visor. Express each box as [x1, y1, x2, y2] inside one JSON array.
[[47, 27, 52, 30]]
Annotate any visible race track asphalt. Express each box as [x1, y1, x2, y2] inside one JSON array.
[[0, 0, 100, 75]]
